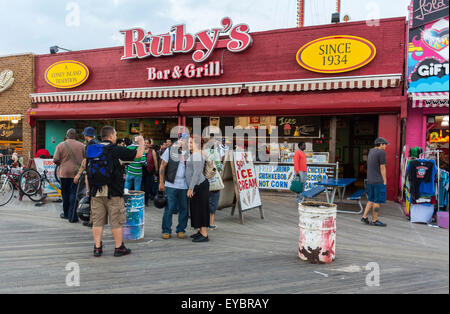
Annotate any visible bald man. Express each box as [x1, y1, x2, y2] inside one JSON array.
[[53, 129, 85, 222]]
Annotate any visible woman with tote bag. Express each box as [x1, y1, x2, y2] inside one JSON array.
[[186, 135, 211, 243], [205, 140, 224, 230]]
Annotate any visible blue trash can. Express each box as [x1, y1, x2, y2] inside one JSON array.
[[123, 191, 145, 240]]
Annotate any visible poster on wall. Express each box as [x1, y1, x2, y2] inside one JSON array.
[[429, 129, 449, 143], [408, 17, 449, 92], [34, 158, 61, 194], [277, 117, 321, 138], [255, 164, 329, 191], [410, 0, 449, 29], [0, 121, 22, 141]]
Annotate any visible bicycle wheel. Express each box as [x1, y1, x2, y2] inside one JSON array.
[[19, 169, 42, 196], [28, 187, 45, 202], [0, 178, 14, 206]]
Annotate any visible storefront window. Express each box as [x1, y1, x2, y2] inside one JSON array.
[[43, 118, 179, 155], [427, 115, 449, 169], [0, 119, 23, 156]]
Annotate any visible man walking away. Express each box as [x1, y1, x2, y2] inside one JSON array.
[[159, 134, 189, 240], [294, 142, 308, 203], [87, 126, 144, 257], [361, 138, 389, 227], [53, 129, 85, 223]]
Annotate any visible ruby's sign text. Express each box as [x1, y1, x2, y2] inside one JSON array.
[[121, 17, 252, 63]]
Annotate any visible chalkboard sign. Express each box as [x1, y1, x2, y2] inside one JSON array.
[[0, 121, 22, 141], [277, 116, 321, 138], [411, 0, 449, 28]]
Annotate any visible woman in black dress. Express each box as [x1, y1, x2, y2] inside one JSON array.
[[186, 135, 210, 242]]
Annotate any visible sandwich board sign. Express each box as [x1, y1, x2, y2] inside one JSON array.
[[218, 151, 264, 224]]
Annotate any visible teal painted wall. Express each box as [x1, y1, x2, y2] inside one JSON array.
[[45, 121, 76, 155]]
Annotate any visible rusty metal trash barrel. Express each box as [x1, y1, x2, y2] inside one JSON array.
[[298, 201, 337, 264]]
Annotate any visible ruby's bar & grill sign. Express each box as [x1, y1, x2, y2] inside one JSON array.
[[121, 17, 252, 81]]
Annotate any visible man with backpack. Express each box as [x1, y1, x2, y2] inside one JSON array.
[[86, 126, 145, 257]]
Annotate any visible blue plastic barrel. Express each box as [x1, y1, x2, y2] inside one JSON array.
[[123, 191, 145, 240]]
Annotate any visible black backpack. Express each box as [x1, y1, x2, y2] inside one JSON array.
[[86, 143, 115, 192]]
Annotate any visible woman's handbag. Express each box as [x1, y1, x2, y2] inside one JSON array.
[[203, 157, 217, 180], [290, 174, 304, 194], [209, 171, 225, 191]]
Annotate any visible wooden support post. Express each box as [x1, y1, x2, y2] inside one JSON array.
[[329, 116, 337, 164]]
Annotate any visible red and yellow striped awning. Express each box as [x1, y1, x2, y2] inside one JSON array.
[[0, 114, 22, 122]]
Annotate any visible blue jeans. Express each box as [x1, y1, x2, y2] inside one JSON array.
[[145, 170, 159, 203], [125, 174, 142, 191], [162, 187, 188, 234], [61, 178, 78, 222], [296, 172, 307, 203], [209, 191, 221, 214]]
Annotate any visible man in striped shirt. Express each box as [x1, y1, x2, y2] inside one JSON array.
[[124, 136, 147, 192]]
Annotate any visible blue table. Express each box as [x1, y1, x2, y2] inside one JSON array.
[[318, 178, 357, 214]]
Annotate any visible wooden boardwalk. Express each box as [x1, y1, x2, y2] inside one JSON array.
[[0, 192, 448, 294]]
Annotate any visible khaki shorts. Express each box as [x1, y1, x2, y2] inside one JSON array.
[[90, 196, 126, 229]]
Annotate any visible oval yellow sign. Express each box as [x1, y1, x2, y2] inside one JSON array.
[[45, 60, 89, 89], [296, 35, 376, 74]]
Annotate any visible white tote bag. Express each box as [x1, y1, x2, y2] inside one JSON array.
[[209, 170, 225, 191]]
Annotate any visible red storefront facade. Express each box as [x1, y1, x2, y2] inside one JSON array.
[[28, 17, 407, 200]]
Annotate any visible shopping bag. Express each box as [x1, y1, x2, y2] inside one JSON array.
[[290, 175, 304, 194], [209, 171, 225, 191]]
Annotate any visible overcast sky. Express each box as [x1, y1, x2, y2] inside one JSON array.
[[0, 0, 410, 56]]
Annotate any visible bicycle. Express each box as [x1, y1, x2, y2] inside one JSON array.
[[19, 167, 62, 202], [0, 165, 43, 206]]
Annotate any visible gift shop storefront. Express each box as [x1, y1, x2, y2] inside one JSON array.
[[405, 1, 449, 168], [28, 17, 407, 200]]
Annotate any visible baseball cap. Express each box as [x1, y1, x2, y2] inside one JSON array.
[[82, 127, 96, 137], [374, 137, 389, 145]]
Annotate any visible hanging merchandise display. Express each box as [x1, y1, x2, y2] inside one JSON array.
[[403, 148, 447, 225]]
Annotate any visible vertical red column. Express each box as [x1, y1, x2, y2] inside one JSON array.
[[378, 114, 401, 201]]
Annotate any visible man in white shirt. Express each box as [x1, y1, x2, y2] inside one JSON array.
[[158, 134, 189, 239]]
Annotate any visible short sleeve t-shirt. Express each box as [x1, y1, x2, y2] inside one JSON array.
[[367, 148, 386, 185], [125, 145, 146, 176], [161, 148, 188, 190], [90, 141, 137, 197]]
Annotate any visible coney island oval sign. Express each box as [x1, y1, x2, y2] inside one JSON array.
[[296, 35, 377, 74], [45, 60, 89, 89]]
